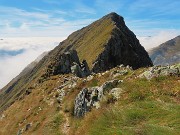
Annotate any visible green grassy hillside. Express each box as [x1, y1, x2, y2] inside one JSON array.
[[0, 65, 179, 135]]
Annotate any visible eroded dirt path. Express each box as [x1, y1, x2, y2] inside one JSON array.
[[60, 110, 70, 135]]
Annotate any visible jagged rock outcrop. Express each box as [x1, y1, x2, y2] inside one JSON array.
[[92, 13, 153, 72], [45, 50, 90, 78], [71, 60, 91, 78], [74, 79, 123, 117], [149, 35, 180, 65], [51, 50, 80, 75], [139, 63, 180, 80]]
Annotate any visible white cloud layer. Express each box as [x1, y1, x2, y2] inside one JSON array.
[[1, 30, 179, 89], [0, 37, 65, 89], [138, 30, 179, 50]]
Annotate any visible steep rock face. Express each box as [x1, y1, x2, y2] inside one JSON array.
[[44, 50, 90, 78], [149, 36, 180, 65], [51, 50, 80, 75], [92, 13, 153, 72]]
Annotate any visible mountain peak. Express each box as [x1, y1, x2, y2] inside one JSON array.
[[105, 12, 120, 17], [102, 12, 125, 25], [0, 13, 152, 113]]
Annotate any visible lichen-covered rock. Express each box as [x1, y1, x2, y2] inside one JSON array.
[[140, 64, 180, 79], [74, 88, 89, 117], [0, 114, 5, 120], [71, 60, 91, 78], [56, 89, 65, 103], [74, 79, 122, 117], [109, 88, 123, 99], [52, 50, 81, 75], [17, 129, 23, 135], [81, 60, 91, 77], [71, 62, 83, 77]]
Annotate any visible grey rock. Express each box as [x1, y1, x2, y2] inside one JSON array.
[[25, 123, 32, 131], [109, 88, 123, 99], [74, 79, 122, 117], [140, 63, 180, 80], [0, 114, 5, 120], [71, 60, 91, 78], [71, 62, 83, 77], [81, 60, 91, 77], [17, 129, 23, 135], [57, 89, 65, 103], [52, 50, 80, 75], [111, 69, 128, 78]]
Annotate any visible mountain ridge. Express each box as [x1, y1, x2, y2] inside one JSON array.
[[149, 35, 180, 65], [0, 12, 152, 113]]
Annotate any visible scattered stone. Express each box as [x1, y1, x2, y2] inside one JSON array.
[[111, 69, 128, 78], [86, 75, 94, 81], [57, 89, 65, 103], [71, 60, 91, 77], [140, 64, 180, 80], [17, 129, 23, 135], [74, 79, 122, 117], [0, 114, 5, 120], [25, 123, 32, 131], [25, 89, 32, 95], [109, 88, 123, 99]]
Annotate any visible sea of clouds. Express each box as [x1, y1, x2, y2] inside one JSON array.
[[0, 37, 65, 89], [0, 31, 178, 89]]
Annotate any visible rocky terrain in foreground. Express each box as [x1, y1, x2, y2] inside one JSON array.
[[0, 63, 179, 135]]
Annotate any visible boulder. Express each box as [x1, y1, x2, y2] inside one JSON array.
[[109, 88, 123, 99], [74, 79, 122, 117], [52, 50, 80, 75], [25, 123, 32, 131], [71, 60, 91, 77], [17, 129, 23, 135], [71, 62, 83, 77]]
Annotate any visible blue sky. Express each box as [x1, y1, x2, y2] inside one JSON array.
[[0, 0, 180, 37]]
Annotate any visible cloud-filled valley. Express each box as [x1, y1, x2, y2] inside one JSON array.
[[0, 30, 179, 89], [0, 37, 64, 89]]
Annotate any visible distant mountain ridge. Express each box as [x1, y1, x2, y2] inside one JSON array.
[[149, 35, 180, 65]]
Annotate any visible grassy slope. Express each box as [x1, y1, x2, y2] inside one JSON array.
[[0, 15, 114, 112], [0, 67, 179, 135], [79, 76, 179, 135], [61, 17, 114, 68]]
